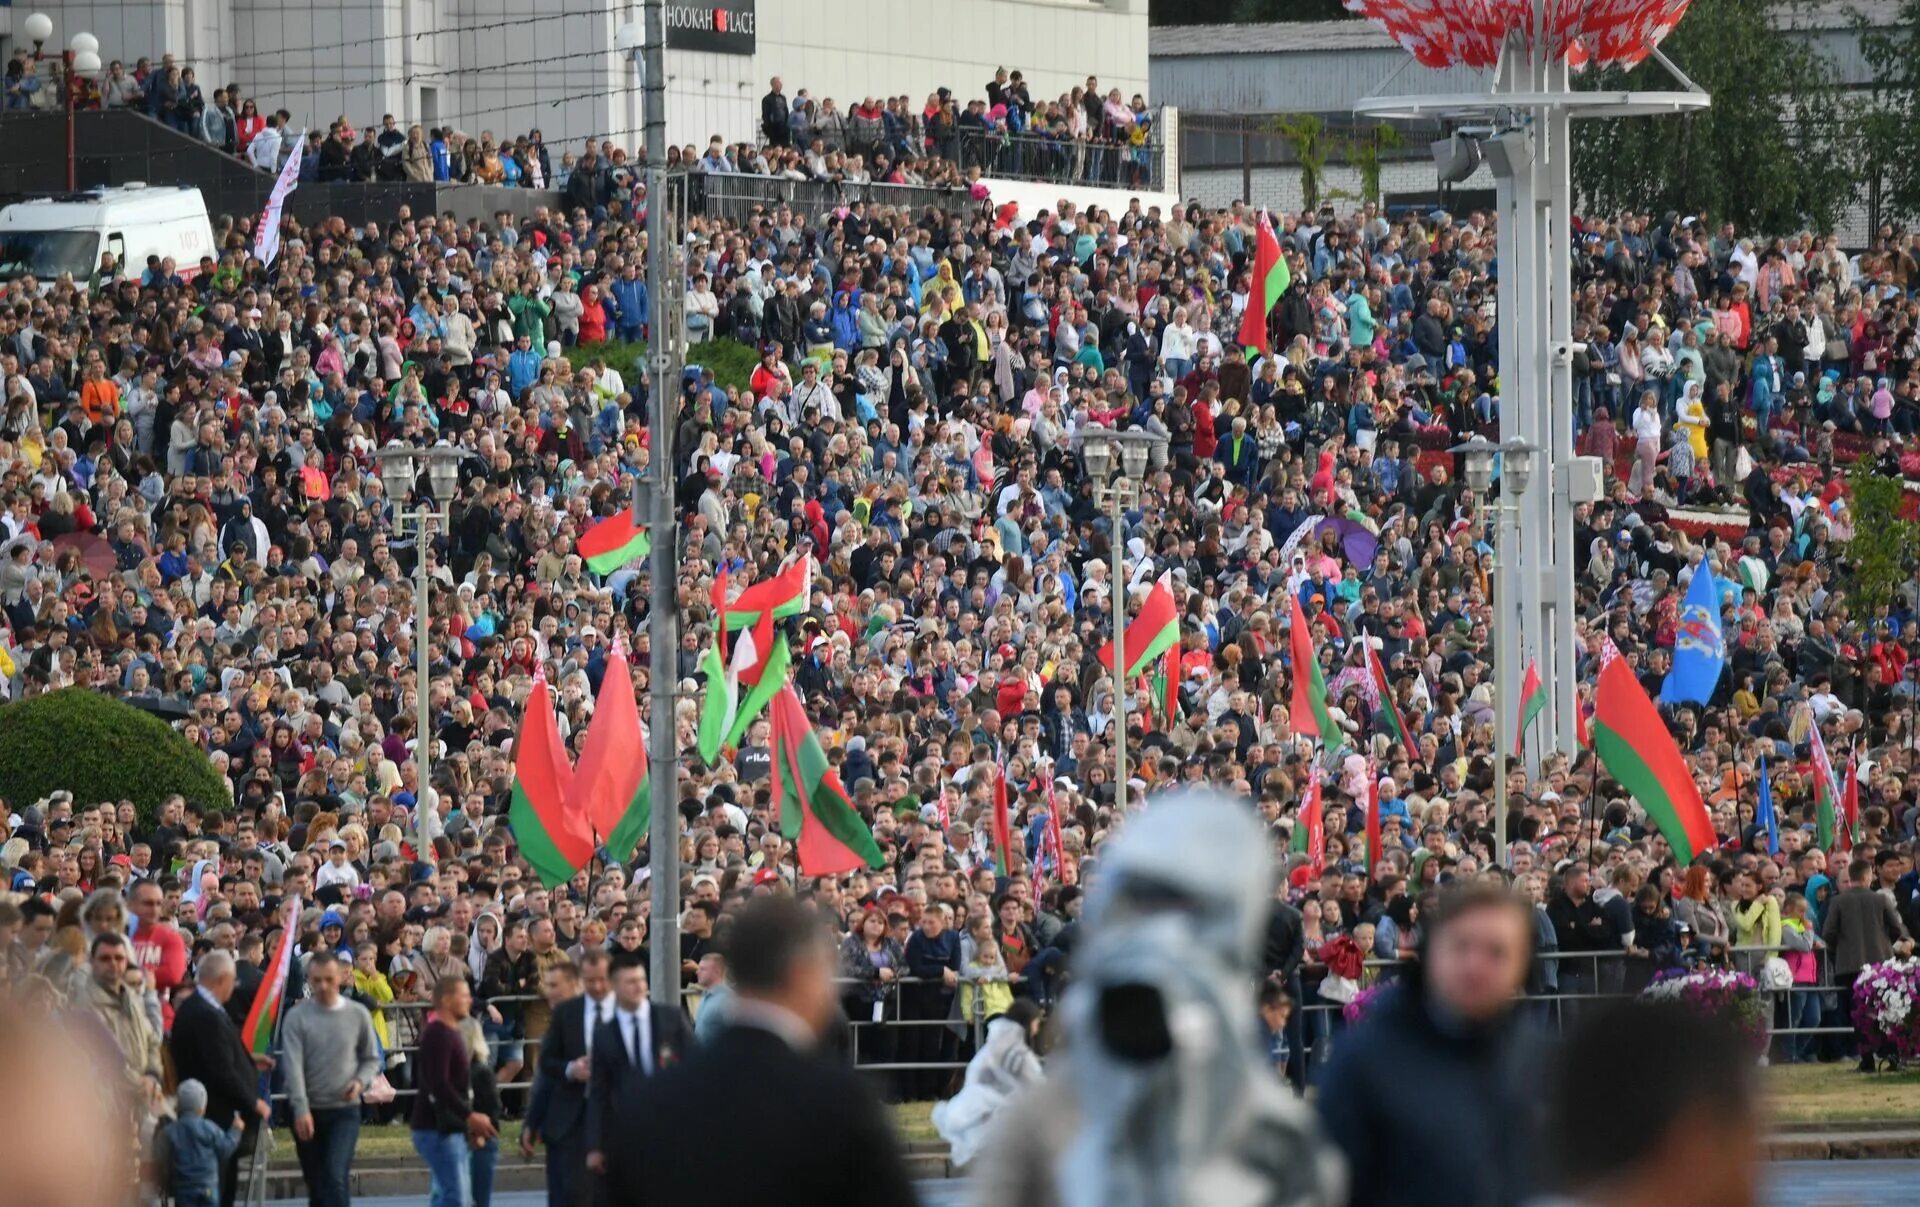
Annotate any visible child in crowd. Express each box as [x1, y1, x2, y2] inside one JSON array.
[[163, 1079, 242, 1207]]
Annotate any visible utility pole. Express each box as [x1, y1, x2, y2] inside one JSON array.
[[635, 0, 681, 1019]]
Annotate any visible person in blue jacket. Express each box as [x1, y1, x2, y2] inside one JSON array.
[[830, 290, 862, 352], [609, 263, 649, 344]]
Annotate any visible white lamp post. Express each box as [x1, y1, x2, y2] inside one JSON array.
[[375, 443, 466, 866], [1452, 434, 1538, 864], [1081, 428, 1166, 815]]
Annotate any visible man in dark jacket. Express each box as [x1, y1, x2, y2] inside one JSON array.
[[1318, 882, 1540, 1207], [526, 952, 617, 1207], [1824, 858, 1915, 1070], [902, 902, 961, 1099], [616, 897, 914, 1207], [1262, 892, 1307, 1091], [584, 959, 693, 1193], [1546, 862, 1612, 1010], [170, 951, 270, 1207], [762, 77, 790, 147]]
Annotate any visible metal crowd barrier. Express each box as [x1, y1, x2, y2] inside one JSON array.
[[1288, 944, 1861, 1083], [261, 975, 997, 1106]]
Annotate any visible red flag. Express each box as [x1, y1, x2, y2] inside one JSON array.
[[1840, 751, 1859, 854], [712, 565, 730, 651], [1365, 759, 1382, 877], [1043, 772, 1067, 888], [992, 764, 1014, 876], [1305, 774, 1325, 876], [1237, 210, 1288, 356]]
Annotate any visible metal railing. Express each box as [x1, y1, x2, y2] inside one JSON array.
[[688, 173, 976, 226], [256, 976, 998, 1107], [1286, 944, 1859, 1083]]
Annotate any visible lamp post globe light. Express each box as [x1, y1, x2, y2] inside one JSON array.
[[1079, 427, 1166, 815], [1449, 434, 1540, 863], [374, 442, 467, 866], [23, 13, 53, 48]]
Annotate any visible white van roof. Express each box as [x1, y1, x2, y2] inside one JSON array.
[[0, 185, 209, 232]]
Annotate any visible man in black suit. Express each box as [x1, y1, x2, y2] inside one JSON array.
[[525, 951, 617, 1206], [169, 950, 270, 1207], [609, 897, 915, 1207], [584, 957, 693, 1188]]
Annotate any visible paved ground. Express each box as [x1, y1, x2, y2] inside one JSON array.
[[269, 1162, 1920, 1207]]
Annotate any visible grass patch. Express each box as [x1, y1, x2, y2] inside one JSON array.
[[893, 1100, 938, 1143], [274, 1104, 938, 1167], [1764, 1062, 1920, 1125], [563, 336, 759, 393]]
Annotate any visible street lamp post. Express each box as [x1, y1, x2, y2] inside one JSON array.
[[1081, 429, 1166, 815], [375, 443, 466, 867], [1452, 434, 1538, 865], [24, 16, 102, 192]]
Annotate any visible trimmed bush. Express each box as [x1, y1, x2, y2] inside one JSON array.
[[0, 689, 228, 826], [563, 336, 760, 393]]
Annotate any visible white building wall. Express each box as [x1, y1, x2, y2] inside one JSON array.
[[1182, 161, 1495, 213], [13, 0, 236, 85], [21, 1, 1148, 156], [660, 0, 1149, 154]]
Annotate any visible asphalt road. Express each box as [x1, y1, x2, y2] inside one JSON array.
[[270, 1162, 1920, 1207]]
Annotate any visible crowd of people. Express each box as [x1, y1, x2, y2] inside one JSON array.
[[3, 36, 1920, 1204], [4, 48, 1158, 193]]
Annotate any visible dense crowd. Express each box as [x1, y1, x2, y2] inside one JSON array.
[[5, 41, 1920, 1204], [4, 49, 1157, 192]]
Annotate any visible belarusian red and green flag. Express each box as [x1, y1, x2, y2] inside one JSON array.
[[1364, 760, 1382, 872], [1288, 593, 1337, 741], [768, 685, 886, 876], [1840, 751, 1860, 852], [1515, 657, 1547, 758], [573, 637, 652, 866], [1810, 721, 1844, 852], [578, 512, 651, 575], [724, 558, 812, 630], [697, 609, 792, 764], [1290, 773, 1325, 875], [1364, 641, 1417, 759], [508, 672, 593, 887], [1591, 640, 1715, 865], [1098, 572, 1181, 728], [992, 763, 1014, 876], [1236, 209, 1290, 357], [239, 896, 301, 1057]]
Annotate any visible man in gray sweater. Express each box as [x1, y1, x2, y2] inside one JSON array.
[[281, 951, 381, 1207]]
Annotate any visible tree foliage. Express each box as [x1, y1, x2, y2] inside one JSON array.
[[1858, 0, 1920, 227], [1571, 0, 1850, 234], [1344, 124, 1405, 203], [1843, 460, 1920, 614], [0, 689, 229, 826], [1275, 113, 1333, 212]]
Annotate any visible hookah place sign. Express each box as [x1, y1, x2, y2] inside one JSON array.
[[665, 2, 758, 54]]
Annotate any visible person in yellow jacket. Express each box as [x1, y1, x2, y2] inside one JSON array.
[[351, 942, 394, 1054], [1675, 380, 1710, 463]]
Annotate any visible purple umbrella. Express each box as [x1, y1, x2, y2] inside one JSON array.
[[1315, 517, 1379, 567]]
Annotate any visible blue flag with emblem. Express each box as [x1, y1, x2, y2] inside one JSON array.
[[1755, 756, 1779, 856], [1660, 566, 1724, 706]]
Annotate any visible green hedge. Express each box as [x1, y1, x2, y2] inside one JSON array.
[[0, 689, 229, 827], [563, 337, 760, 393]]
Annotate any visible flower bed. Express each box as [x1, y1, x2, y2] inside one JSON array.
[[1850, 959, 1920, 1064], [1642, 966, 1770, 1057]]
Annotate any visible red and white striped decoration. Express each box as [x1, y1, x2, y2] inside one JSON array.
[[1345, 0, 1693, 70]]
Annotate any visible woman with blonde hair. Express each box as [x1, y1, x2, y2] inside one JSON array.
[[456, 1015, 504, 1207]]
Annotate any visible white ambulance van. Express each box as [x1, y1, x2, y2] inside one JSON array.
[[0, 184, 216, 290]]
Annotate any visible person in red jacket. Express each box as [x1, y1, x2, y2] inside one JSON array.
[[578, 284, 609, 345], [130, 879, 188, 1030]]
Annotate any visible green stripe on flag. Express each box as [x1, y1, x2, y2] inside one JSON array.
[[510, 783, 585, 888], [586, 530, 650, 575], [1593, 721, 1706, 865]]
